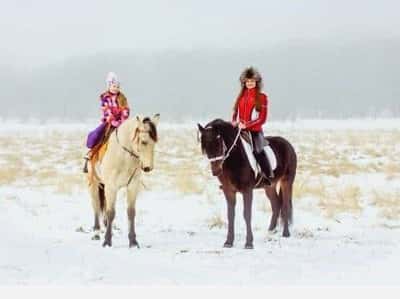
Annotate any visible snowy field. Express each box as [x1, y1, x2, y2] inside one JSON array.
[[1, 118, 400, 286]]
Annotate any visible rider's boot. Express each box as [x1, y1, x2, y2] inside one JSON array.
[[83, 153, 90, 174], [254, 151, 274, 186]]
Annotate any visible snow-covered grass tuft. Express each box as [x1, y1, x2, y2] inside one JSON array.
[[370, 189, 400, 220], [319, 184, 362, 218], [207, 213, 226, 230]]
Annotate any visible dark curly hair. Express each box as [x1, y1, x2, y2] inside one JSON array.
[[233, 67, 264, 113]]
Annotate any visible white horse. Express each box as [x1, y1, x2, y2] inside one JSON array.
[[87, 114, 160, 247]]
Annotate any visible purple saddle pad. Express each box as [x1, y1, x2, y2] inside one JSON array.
[[86, 123, 107, 148]]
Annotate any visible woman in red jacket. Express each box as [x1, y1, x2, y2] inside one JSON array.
[[232, 67, 274, 183]]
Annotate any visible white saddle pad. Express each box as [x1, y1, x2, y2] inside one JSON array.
[[240, 137, 277, 177]]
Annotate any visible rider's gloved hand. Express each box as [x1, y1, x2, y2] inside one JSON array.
[[238, 122, 246, 129]]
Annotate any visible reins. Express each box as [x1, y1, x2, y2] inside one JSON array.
[[222, 128, 242, 162], [115, 127, 140, 159], [115, 127, 141, 186]]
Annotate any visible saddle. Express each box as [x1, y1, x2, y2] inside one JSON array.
[[91, 142, 109, 165], [240, 131, 277, 178], [88, 126, 115, 183]]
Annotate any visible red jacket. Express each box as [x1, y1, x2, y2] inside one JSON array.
[[232, 88, 268, 132]]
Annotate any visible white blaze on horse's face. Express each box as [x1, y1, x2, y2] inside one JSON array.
[[135, 115, 159, 173]]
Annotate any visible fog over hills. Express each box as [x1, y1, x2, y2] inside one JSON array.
[[1, 38, 399, 122]]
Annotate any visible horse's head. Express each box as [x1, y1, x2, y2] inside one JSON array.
[[198, 122, 226, 177], [132, 114, 160, 172]]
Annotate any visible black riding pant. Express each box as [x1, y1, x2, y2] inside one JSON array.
[[249, 130, 273, 178], [250, 131, 266, 154]]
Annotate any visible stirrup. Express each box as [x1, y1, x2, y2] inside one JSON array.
[[260, 173, 272, 186], [83, 157, 89, 173]]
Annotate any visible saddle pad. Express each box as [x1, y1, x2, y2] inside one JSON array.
[[240, 137, 277, 177], [98, 142, 108, 162], [90, 142, 109, 181]]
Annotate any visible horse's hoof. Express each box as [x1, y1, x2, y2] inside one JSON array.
[[129, 241, 140, 248], [223, 242, 233, 248], [244, 243, 254, 249], [282, 231, 290, 238], [268, 229, 278, 235], [102, 240, 112, 247], [92, 235, 101, 241]]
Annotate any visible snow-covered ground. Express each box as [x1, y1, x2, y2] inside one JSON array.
[[1, 119, 400, 286]]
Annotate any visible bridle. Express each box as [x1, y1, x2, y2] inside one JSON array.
[[115, 127, 140, 159], [205, 127, 242, 164], [115, 126, 150, 186], [116, 126, 154, 159]]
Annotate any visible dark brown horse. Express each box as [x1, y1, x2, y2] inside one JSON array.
[[198, 119, 297, 249]]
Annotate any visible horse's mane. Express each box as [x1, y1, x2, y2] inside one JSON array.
[[143, 117, 158, 142], [205, 119, 236, 136]]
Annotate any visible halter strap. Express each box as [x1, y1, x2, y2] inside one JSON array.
[[207, 128, 241, 163], [115, 127, 142, 186], [208, 140, 227, 162], [115, 127, 140, 159]]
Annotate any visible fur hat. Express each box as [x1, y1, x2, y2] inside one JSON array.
[[239, 67, 263, 88], [106, 72, 120, 87]]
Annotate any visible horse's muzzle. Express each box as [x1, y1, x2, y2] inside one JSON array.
[[211, 163, 223, 176], [212, 170, 222, 177]]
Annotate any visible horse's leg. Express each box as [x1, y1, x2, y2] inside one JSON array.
[[103, 186, 117, 247], [265, 184, 281, 233], [98, 184, 106, 229], [89, 183, 102, 240], [223, 189, 236, 248], [127, 181, 140, 248], [280, 180, 292, 237], [243, 189, 254, 249]]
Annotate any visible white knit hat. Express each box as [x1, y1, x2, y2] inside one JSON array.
[[106, 72, 120, 86]]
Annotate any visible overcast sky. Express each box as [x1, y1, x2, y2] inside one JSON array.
[[1, 0, 399, 67]]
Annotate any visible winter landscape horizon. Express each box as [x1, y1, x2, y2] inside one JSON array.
[[1, 0, 399, 290]]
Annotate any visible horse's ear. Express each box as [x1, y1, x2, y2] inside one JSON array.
[[152, 113, 160, 126], [197, 123, 204, 133], [197, 124, 205, 143]]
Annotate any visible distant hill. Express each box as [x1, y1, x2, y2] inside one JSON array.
[[2, 38, 399, 121]]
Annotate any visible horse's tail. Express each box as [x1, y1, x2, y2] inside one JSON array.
[[278, 186, 284, 227], [98, 183, 105, 213], [278, 181, 294, 226], [268, 136, 296, 228], [288, 191, 293, 225]]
